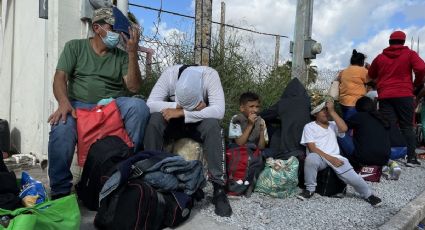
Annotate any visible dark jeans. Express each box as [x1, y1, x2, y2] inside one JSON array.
[[340, 105, 357, 122], [143, 112, 226, 186], [379, 97, 416, 158]]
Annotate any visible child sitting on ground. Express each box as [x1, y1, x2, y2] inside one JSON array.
[[297, 97, 382, 207], [228, 92, 268, 149], [340, 96, 401, 180]]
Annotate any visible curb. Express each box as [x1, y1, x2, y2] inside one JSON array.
[[379, 186, 425, 230]]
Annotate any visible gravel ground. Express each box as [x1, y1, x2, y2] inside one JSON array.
[[194, 158, 425, 230], [6, 156, 425, 230]]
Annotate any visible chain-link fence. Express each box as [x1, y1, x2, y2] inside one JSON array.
[[130, 2, 342, 127], [131, 2, 285, 80]]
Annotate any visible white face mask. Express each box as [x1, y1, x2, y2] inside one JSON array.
[[98, 25, 120, 49]]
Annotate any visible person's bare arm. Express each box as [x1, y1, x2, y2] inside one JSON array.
[[234, 124, 254, 146], [257, 119, 266, 149], [306, 142, 343, 167], [234, 114, 256, 146], [161, 108, 184, 122], [326, 100, 348, 133], [47, 70, 76, 125], [122, 26, 142, 93]]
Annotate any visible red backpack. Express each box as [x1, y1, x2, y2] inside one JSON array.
[[225, 145, 264, 196]]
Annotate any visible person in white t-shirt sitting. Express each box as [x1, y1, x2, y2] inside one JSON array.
[[297, 97, 382, 207]]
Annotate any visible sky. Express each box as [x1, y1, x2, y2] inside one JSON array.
[[129, 0, 425, 70]]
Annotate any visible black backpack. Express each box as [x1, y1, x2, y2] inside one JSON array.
[[95, 178, 193, 230], [0, 171, 21, 210], [76, 136, 132, 211], [316, 167, 347, 197]]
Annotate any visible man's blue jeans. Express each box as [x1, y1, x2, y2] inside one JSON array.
[[48, 97, 150, 196]]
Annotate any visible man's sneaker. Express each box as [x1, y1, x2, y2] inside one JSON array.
[[382, 165, 389, 173], [365, 195, 382, 207], [389, 161, 402, 180], [406, 157, 421, 167], [297, 190, 314, 201], [212, 183, 232, 217]]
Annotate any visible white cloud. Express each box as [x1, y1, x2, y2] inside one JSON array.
[[209, 0, 425, 70]]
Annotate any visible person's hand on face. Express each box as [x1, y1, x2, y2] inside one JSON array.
[[248, 113, 257, 125], [326, 100, 335, 113]]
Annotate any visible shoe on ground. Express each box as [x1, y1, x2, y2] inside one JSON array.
[[50, 192, 70, 200], [390, 168, 402, 180], [382, 165, 389, 173], [389, 161, 402, 180], [212, 184, 232, 217], [332, 192, 345, 198], [406, 157, 421, 167], [365, 195, 382, 207], [297, 189, 314, 201]]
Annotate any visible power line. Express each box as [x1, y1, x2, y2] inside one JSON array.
[[129, 2, 289, 38]]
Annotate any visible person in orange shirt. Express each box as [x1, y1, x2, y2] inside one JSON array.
[[338, 49, 369, 121]]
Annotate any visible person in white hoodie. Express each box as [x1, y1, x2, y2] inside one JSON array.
[[143, 64, 232, 217]]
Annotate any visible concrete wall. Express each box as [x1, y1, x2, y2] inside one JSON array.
[[0, 0, 88, 160]]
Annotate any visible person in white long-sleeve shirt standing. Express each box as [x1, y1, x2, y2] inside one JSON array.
[[143, 64, 232, 217]]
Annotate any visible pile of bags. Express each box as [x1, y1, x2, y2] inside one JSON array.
[[0, 167, 80, 230]]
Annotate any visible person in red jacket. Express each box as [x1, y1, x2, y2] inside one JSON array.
[[368, 30, 425, 167]]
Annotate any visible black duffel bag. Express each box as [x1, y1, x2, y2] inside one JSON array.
[[95, 178, 193, 230]]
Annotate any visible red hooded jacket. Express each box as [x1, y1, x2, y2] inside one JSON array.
[[368, 45, 425, 99]]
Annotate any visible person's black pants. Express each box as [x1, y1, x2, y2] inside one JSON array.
[[143, 112, 226, 185], [379, 97, 416, 158]]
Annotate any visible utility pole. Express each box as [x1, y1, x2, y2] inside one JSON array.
[[219, 2, 226, 62], [290, 0, 321, 83], [194, 0, 212, 66], [274, 35, 280, 69]]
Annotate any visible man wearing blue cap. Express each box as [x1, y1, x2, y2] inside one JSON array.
[[47, 7, 150, 200], [144, 64, 232, 217]]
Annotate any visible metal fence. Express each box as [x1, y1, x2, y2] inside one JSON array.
[[131, 2, 340, 97]]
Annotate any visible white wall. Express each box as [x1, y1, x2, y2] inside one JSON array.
[[0, 0, 87, 160]]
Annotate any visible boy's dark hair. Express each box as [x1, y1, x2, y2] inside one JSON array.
[[389, 39, 405, 45], [239, 92, 260, 105], [350, 49, 366, 66], [355, 96, 390, 128]]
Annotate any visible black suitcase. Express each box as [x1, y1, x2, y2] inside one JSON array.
[[316, 167, 347, 197], [0, 119, 10, 152]]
